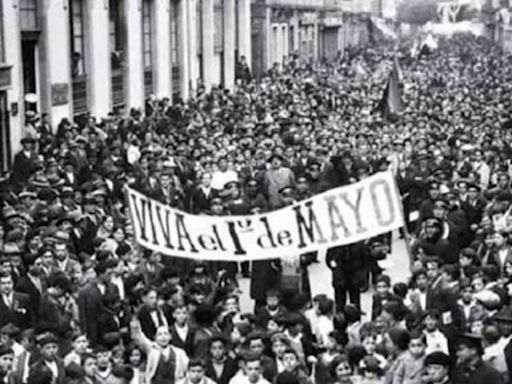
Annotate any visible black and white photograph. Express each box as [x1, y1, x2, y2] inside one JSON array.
[[1, 0, 512, 383]]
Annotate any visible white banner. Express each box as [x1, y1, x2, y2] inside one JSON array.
[[126, 172, 404, 261]]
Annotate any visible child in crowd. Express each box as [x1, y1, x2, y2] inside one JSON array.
[[392, 331, 426, 384], [422, 311, 449, 355]]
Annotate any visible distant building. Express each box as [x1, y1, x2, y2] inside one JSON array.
[[482, 0, 512, 51], [250, 0, 371, 79], [0, 0, 370, 170]]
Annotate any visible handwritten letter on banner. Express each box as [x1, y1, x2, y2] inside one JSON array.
[[127, 172, 404, 261]]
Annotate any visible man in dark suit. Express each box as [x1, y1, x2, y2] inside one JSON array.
[[190, 172, 218, 214], [327, 241, 371, 311], [169, 304, 195, 357], [204, 336, 238, 384], [462, 183, 487, 228], [27, 334, 67, 384], [0, 272, 30, 330], [10, 137, 38, 190], [78, 260, 118, 346], [137, 287, 168, 340], [14, 255, 45, 327], [452, 333, 504, 384], [493, 309, 512, 383]]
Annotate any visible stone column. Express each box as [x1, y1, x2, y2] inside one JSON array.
[[187, 0, 198, 95], [42, 0, 72, 125], [153, 0, 171, 99], [223, 0, 235, 90], [237, 0, 251, 67], [201, 0, 214, 91], [177, 0, 190, 100], [123, 0, 144, 110], [3, 0, 24, 154], [85, 0, 111, 117]]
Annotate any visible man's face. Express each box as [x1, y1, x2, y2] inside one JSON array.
[[426, 262, 440, 281], [201, 173, 212, 187], [282, 353, 298, 372], [209, 341, 225, 361], [83, 357, 98, 378], [218, 159, 228, 172], [161, 175, 171, 189], [429, 188, 440, 200], [0, 353, 14, 373], [375, 282, 389, 297], [173, 307, 188, 324], [54, 243, 68, 261], [426, 364, 448, 382], [188, 366, 204, 384], [96, 351, 111, 368], [249, 339, 265, 356], [0, 276, 13, 296], [41, 343, 59, 361], [245, 361, 261, 383], [146, 291, 158, 309], [456, 344, 476, 364], [415, 274, 428, 290], [73, 335, 89, 354], [266, 296, 279, 310], [271, 158, 282, 169]]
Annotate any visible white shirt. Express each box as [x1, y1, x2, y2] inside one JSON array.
[[174, 323, 189, 342], [111, 276, 125, 300], [499, 248, 508, 269], [2, 292, 13, 308], [45, 360, 58, 379], [424, 329, 449, 355], [28, 274, 42, 293], [150, 309, 168, 329], [228, 371, 271, 384]]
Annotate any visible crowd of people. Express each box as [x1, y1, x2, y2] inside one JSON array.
[[1, 33, 512, 384]]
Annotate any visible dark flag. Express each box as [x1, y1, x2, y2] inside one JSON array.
[[375, 58, 404, 119]]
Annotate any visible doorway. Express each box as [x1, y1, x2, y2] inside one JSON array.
[[0, 92, 10, 171], [21, 39, 38, 112]]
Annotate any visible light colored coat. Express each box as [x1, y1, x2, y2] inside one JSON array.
[[145, 346, 189, 384]]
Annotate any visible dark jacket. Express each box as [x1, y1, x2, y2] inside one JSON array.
[[0, 292, 31, 329], [326, 242, 370, 289], [169, 323, 195, 357], [14, 275, 43, 326], [204, 357, 238, 384], [78, 282, 118, 346], [27, 358, 67, 384], [452, 358, 504, 384]]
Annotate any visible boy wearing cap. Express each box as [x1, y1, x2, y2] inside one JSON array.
[[423, 352, 452, 384], [0, 345, 15, 384]]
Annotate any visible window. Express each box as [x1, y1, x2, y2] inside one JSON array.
[[19, 0, 38, 31], [70, 0, 86, 77], [142, 0, 153, 68], [170, 1, 178, 65], [109, 0, 124, 70]]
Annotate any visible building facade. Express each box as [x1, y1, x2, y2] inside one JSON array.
[[482, 0, 512, 52], [250, 0, 370, 79], [0, 0, 252, 170]]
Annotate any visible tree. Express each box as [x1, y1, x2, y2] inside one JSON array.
[[396, 0, 440, 25]]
